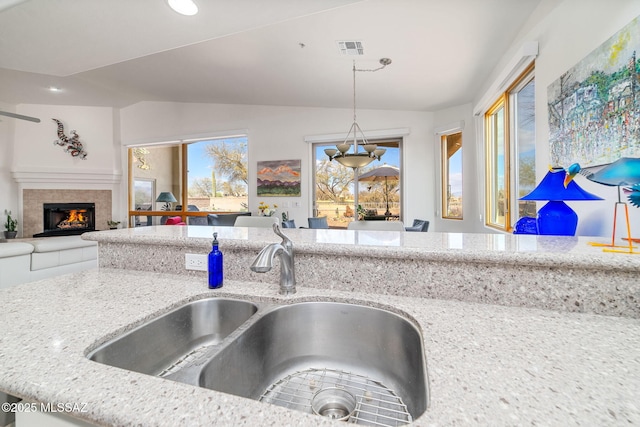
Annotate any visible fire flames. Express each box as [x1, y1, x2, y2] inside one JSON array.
[[57, 209, 88, 229]]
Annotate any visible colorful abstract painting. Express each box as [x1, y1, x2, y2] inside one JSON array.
[[548, 15, 640, 168], [257, 159, 301, 196]]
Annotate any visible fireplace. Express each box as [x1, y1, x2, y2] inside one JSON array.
[[34, 203, 96, 237]]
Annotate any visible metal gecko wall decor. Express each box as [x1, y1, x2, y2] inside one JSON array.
[[52, 118, 88, 159]]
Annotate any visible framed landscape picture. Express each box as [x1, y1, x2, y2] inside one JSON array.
[[257, 159, 301, 197]]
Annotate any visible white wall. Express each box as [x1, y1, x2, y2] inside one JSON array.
[[7, 104, 123, 234], [13, 105, 115, 172], [473, 0, 640, 237], [0, 102, 17, 222], [431, 103, 484, 233], [120, 102, 433, 228]]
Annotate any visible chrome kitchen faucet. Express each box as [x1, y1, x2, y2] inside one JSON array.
[[250, 223, 296, 295]]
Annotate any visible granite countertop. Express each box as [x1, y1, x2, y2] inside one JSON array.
[[83, 226, 640, 272], [0, 268, 638, 426], [83, 226, 640, 319]]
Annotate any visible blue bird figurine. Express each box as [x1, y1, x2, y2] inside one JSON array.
[[564, 157, 640, 253], [628, 183, 640, 209], [562, 163, 582, 188]]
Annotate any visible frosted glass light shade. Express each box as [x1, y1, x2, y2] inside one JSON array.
[[336, 143, 351, 154], [334, 154, 375, 169], [363, 144, 377, 153], [373, 148, 386, 159], [324, 148, 338, 158]]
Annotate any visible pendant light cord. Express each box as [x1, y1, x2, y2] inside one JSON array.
[[352, 58, 392, 123], [352, 62, 357, 123]]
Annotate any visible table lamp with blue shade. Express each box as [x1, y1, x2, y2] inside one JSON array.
[[156, 191, 177, 211], [520, 169, 602, 235]]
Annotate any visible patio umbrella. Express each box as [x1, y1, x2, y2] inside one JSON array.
[[358, 165, 399, 216]]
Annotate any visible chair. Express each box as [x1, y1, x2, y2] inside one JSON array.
[[135, 205, 152, 227], [175, 206, 206, 225], [348, 220, 405, 231], [281, 219, 297, 228], [404, 219, 429, 232], [165, 216, 186, 225], [207, 212, 251, 226], [307, 217, 329, 229], [187, 216, 208, 226], [234, 216, 279, 228], [175, 204, 200, 211]]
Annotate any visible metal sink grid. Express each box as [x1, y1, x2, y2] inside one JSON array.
[[259, 367, 412, 426]]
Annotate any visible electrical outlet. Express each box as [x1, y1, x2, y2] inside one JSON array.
[[185, 253, 207, 271]]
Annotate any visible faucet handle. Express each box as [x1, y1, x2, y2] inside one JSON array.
[[272, 223, 292, 247]]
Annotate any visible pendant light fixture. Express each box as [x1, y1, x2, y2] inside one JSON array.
[[324, 58, 392, 169]]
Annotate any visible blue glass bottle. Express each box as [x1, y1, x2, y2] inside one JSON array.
[[208, 232, 223, 289]]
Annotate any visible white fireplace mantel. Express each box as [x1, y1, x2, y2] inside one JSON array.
[[11, 168, 122, 237], [12, 168, 122, 186]]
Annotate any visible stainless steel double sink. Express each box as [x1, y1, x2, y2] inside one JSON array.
[[87, 297, 429, 425]]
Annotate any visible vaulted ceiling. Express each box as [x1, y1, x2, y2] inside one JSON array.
[[0, 0, 543, 111]]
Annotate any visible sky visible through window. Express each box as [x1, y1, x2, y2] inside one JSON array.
[[187, 137, 248, 193], [449, 149, 462, 196]]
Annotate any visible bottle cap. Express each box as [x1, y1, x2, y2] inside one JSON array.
[[213, 232, 219, 245]]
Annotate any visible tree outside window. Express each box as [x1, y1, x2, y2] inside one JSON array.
[[187, 137, 248, 212], [128, 135, 249, 226], [313, 141, 401, 228]]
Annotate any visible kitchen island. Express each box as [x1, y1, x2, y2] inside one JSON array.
[[0, 226, 638, 426], [86, 225, 640, 318]]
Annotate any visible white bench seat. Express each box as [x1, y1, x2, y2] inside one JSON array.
[[0, 236, 98, 288], [0, 242, 34, 289]]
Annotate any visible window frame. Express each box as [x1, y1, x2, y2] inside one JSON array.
[[127, 135, 248, 227], [311, 138, 402, 227], [484, 63, 535, 232], [440, 131, 463, 220], [509, 66, 537, 221], [485, 94, 510, 231]]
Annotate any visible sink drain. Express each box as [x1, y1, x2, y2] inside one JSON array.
[[259, 367, 412, 426], [311, 387, 356, 421]]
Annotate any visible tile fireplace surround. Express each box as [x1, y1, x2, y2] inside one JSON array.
[[22, 190, 112, 238]]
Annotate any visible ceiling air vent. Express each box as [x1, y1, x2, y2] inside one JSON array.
[[337, 41, 364, 56]]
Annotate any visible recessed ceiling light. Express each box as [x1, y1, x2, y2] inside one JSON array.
[[48, 86, 61, 92], [167, 0, 198, 16]]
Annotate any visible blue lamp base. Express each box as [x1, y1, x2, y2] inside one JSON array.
[[537, 201, 578, 236]]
